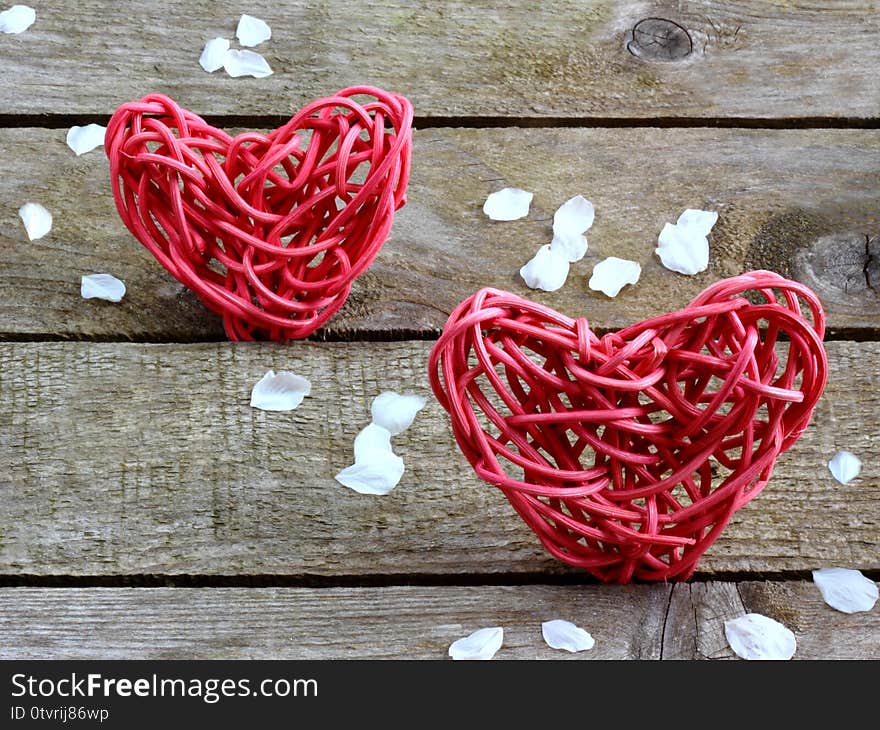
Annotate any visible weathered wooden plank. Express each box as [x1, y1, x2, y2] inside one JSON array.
[[0, 340, 876, 577], [0, 581, 874, 659], [0, 1, 877, 119], [662, 581, 880, 660], [1, 127, 877, 340], [0, 585, 669, 660]]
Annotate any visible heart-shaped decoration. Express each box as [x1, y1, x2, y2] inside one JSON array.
[[105, 87, 413, 340], [429, 271, 828, 582]]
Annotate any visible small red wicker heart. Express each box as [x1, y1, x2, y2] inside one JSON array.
[[105, 87, 413, 340], [429, 271, 828, 582]]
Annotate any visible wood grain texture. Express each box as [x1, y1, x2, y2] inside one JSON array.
[[1, 340, 876, 577], [0, 582, 874, 659], [0, 585, 669, 660], [0, 1, 877, 119], [1, 127, 878, 340]]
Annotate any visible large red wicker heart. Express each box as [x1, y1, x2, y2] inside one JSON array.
[[429, 271, 828, 582], [105, 87, 413, 340]]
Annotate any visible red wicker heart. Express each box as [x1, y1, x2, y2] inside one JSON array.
[[429, 271, 828, 582], [105, 87, 413, 340]]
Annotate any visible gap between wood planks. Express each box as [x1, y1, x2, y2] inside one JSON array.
[[1, 328, 877, 345], [0, 114, 877, 131], [1, 569, 878, 589]]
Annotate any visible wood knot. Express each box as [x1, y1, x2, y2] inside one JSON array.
[[627, 18, 693, 62], [794, 232, 880, 313]]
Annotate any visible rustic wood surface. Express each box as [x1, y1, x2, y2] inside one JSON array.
[[0, 581, 875, 659], [0, 1, 877, 120], [1, 127, 877, 340], [1, 340, 876, 577], [1, 0, 877, 661]]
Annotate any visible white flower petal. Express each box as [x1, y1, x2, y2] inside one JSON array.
[[250, 369, 311, 411], [552, 195, 594, 242], [589, 256, 641, 297], [676, 208, 718, 237], [724, 613, 796, 660], [353, 423, 394, 462], [335, 448, 405, 495], [199, 37, 230, 73], [541, 619, 595, 653], [655, 222, 709, 275], [827, 450, 861, 484], [66, 124, 106, 156], [236, 14, 271, 47], [0, 4, 35, 33], [18, 202, 52, 240], [813, 568, 879, 614], [520, 244, 569, 292], [483, 188, 532, 221], [370, 392, 426, 436], [448, 627, 503, 660], [81, 274, 126, 303], [223, 49, 273, 78], [549, 233, 588, 263]]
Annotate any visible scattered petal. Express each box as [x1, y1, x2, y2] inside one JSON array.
[[199, 37, 230, 73], [250, 369, 311, 411], [223, 49, 273, 78], [81, 273, 126, 303], [370, 392, 426, 436], [520, 244, 569, 292], [552, 195, 594, 261], [18, 202, 52, 240], [236, 14, 271, 47], [677, 208, 718, 237], [724, 613, 796, 660], [448, 627, 503, 660], [549, 233, 588, 263], [335, 449, 405, 495], [655, 222, 709, 275], [483, 188, 532, 221], [813, 568, 878, 614], [0, 4, 35, 33], [541, 619, 595, 653], [589, 257, 641, 297], [827, 450, 861, 484], [353, 423, 394, 462], [66, 124, 106, 155]]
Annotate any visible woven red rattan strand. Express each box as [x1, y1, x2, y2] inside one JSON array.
[[429, 271, 829, 583], [105, 87, 413, 340]]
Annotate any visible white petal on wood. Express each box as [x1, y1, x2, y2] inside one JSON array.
[[80, 274, 126, 303], [249, 370, 311, 411], [519, 244, 569, 291], [551, 195, 594, 262], [482, 188, 533, 221], [0, 4, 35, 33], [655, 222, 709, 275], [236, 14, 271, 47], [553, 195, 594, 239], [199, 37, 230, 73], [353, 423, 394, 462], [448, 627, 503, 660], [223, 49, 273, 78], [335, 449, 405, 496], [676, 208, 718, 236], [588, 256, 641, 297], [18, 202, 52, 240], [827, 450, 861, 484], [541, 619, 595, 653], [66, 124, 106, 155], [812, 568, 879, 614], [370, 392, 426, 436], [549, 233, 588, 263], [724, 613, 796, 660]]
